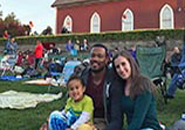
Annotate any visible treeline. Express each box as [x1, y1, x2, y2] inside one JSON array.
[[0, 12, 31, 37]]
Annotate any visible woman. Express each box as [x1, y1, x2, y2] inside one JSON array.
[[105, 50, 162, 130]]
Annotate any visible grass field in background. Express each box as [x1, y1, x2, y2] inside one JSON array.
[[0, 80, 184, 130]]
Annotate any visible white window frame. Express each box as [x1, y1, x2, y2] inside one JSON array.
[[90, 12, 101, 33], [160, 4, 174, 29], [122, 9, 134, 31], [63, 15, 73, 32]]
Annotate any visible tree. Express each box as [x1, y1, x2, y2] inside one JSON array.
[[4, 12, 20, 26], [0, 11, 2, 19], [0, 4, 2, 22], [0, 12, 30, 37], [0, 21, 5, 36]]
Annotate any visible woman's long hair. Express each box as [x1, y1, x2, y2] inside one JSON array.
[[112, 50, 156, 100]]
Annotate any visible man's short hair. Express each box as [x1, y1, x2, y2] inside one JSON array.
[[91, 43, 109, 56]]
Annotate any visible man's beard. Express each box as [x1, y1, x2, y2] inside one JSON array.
[[91, 66, 105, 73]]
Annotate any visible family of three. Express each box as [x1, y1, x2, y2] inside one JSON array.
[[43, 44, 163, 130]]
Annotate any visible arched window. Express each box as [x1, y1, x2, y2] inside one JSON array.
[[160, 4, 174, 29], [90, 12, 101, 33], [63, 15, 73, 32], [122, 9, 134, 31]]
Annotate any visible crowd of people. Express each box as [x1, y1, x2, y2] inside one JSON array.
[[1, 33, 185, 130], [65, 39, 90, 56]]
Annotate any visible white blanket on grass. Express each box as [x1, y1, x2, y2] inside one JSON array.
[[0, 90, 62, 109]]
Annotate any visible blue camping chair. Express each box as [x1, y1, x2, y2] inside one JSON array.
[[62, 60, 81, 83], [47, 60, 81, 92]]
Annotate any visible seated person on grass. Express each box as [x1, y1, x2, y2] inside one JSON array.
[[48, 75, 95, 130], [165, 41, 185, 99]]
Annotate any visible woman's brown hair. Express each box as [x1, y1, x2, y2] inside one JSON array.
[[112, 50, 156, 99]]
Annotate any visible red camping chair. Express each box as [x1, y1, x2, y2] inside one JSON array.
[[42, 42, 56, 50]]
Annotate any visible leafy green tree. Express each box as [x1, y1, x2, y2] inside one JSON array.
[[0, 12, 31, 37], [0, 6, 2, 22], [0, 11, 2, 18], [4, 12, 20, 25]]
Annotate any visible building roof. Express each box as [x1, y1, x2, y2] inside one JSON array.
[[51, 0, 115, 8]]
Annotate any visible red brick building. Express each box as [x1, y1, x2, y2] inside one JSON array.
[[52, 0, 185, 34]]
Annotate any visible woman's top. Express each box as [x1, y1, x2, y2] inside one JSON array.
[[122, 91, 162, 130]]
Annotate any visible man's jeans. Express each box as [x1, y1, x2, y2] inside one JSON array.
[[167, 73, 178, 96]]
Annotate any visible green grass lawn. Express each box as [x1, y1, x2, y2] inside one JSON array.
[[0, 80, 184, 130], [0, 80, 68, 130], [157, 90, 185, 127]]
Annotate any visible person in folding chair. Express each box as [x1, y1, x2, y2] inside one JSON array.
[[170, 46, 181, 77], [0, 36, 18, 76], [5, 36, 17, 56], [165, 40, 185, 99]]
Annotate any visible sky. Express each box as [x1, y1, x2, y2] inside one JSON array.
[[0, 0, 56, 34]]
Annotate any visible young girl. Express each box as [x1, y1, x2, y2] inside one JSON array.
[[49, 75, 94, 130]]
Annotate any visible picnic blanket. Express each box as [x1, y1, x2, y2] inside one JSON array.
[[24, 79, 66, 86], [0, 75, 26, 81], [24, 79, 52, 85], [0, 90, 62, 109]]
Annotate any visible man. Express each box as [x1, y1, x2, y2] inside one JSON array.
[[80, 44, 114, 130], [34, 40, 43, 69], [6, 36, 17, 55], [170, 46, 181, 76], [165, 44, 185, 99]]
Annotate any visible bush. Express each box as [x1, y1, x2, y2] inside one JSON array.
[[0, 29, 184, 45]]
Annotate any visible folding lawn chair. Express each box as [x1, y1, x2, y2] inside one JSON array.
[[0, 55, 17, 76], [62, 60, 81, 83], [136, 45, 167, 103], [0, 55, 3, 61], [47, 60, 81, 92]]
